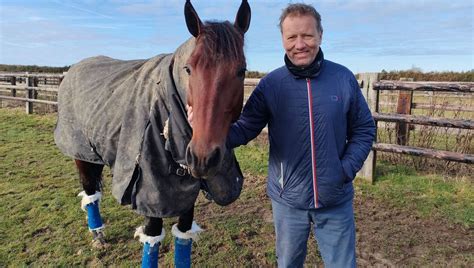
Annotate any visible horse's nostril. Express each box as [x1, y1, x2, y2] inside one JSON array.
[[207, 147, 221, 168], [185, 146, 194, 166], [186, 145, 222, 178]]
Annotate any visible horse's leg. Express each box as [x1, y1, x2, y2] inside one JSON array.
[[134, 217, 165, 267], [75, 159, 107, 247], [172, 205, 203, 268]]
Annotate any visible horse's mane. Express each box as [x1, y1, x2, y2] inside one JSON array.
[[193, 21, 245, 66]]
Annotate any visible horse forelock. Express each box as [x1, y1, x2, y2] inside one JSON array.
[[190, 21, 245, 67]]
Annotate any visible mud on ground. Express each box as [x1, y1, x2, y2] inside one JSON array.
[[194, 174, 473, 267]]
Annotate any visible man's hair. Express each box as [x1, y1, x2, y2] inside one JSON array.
[[278, 3, 323, 33]]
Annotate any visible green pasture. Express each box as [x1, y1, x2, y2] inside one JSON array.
[[0, 108, 472, 266]]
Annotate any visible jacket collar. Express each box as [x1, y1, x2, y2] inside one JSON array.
[[284, 48, 324, 79]]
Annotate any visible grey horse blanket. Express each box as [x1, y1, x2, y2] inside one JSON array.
[[54, 39, 244, 218]]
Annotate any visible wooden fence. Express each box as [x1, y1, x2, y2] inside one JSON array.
[[0, 72, 64, 114], [357, 73, 473, 182], [1, 72, 472, 182]]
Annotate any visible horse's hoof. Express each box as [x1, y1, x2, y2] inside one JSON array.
[[91, 230, 109, 249], [91, 238, 109, 249]]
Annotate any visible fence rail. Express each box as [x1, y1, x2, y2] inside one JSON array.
[[372, 112, 474, 129], [0, 84, 59, 92], [373, 143, 473, 164], [374, 80, 474, 92], [0, 95, 58, 105], [378, 101, 474, 112]]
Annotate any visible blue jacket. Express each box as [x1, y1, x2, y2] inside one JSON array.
[[228, 59, 375, 209]]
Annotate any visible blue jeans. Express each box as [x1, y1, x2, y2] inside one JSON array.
[[271, 198, 356, 268]]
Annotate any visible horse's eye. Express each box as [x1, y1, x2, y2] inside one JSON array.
[[237, 67, 246, 78], [184, 66, 191, 75]]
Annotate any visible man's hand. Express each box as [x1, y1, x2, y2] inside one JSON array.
[[186, 105, 194, 127]]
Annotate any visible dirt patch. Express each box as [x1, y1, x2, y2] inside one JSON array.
[[195, 174, 473, 266], [354, 193, 473, 266]]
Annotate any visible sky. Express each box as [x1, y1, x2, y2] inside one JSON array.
[[0, 0, 473, 73]]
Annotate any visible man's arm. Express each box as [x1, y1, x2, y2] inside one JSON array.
[[341, 77, 376, 181], [227, 80, 271, 148]]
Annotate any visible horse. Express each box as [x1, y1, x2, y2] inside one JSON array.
[[54, 0, 251, 266]]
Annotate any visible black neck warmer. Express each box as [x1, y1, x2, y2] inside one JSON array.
[[285, 48, 324, 78]]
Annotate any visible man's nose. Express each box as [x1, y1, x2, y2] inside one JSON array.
[[295, 36, 306, 50]]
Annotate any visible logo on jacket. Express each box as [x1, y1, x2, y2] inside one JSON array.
[[330, 95, 341, 102]]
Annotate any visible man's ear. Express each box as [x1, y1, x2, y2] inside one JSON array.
[[184, 0, 202, 37], [234, 0, 251, 34]]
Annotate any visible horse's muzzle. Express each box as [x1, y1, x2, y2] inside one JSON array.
[[185, 144, 224, 178]]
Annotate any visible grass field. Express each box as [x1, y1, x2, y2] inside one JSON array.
[[0, 108, 472, 266]]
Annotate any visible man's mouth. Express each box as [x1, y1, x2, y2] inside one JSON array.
[[294, 52, 309, 58]]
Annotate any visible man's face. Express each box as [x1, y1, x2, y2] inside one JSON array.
[[281, 14, 322, 67]]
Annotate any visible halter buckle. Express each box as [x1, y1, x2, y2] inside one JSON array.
[[176, 167, 187, 176]]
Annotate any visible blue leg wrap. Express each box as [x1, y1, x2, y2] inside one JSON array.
[[174, 237, 192, 268], [86, 201, 103, 230], [142, 242, 159, 268]]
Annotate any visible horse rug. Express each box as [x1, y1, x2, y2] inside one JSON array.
[[54, 41, 244, 218]]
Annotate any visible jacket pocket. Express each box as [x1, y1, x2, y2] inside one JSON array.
[[339, 159, 352, 183], [336, 159, 348, 184]]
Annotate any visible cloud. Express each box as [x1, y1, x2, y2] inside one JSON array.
[[115, 0, 182, 16], [1, 41, 43, 49], [52, 0, 114, 19], [322, 0, 472, 13]]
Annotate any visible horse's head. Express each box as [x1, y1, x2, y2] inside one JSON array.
[[183, 0, 251, 178]]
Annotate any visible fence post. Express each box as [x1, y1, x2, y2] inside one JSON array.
[[396, 78, 414, 145], [11, 76, 17, 97], [357, 72, 379, 183], [33, 77, 38, 100], [25, 73, 38, 114]]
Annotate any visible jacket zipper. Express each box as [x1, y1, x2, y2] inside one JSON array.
[[306, 78, 318, 208], [278, 162, 284, 196]]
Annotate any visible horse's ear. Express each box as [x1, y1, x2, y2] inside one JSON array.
[[184, 0, 202, 37], [234, 0, 251, 34]]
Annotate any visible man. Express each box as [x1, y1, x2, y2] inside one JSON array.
[[188, 3, 374, 267], [226, 3, 375, 267]]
